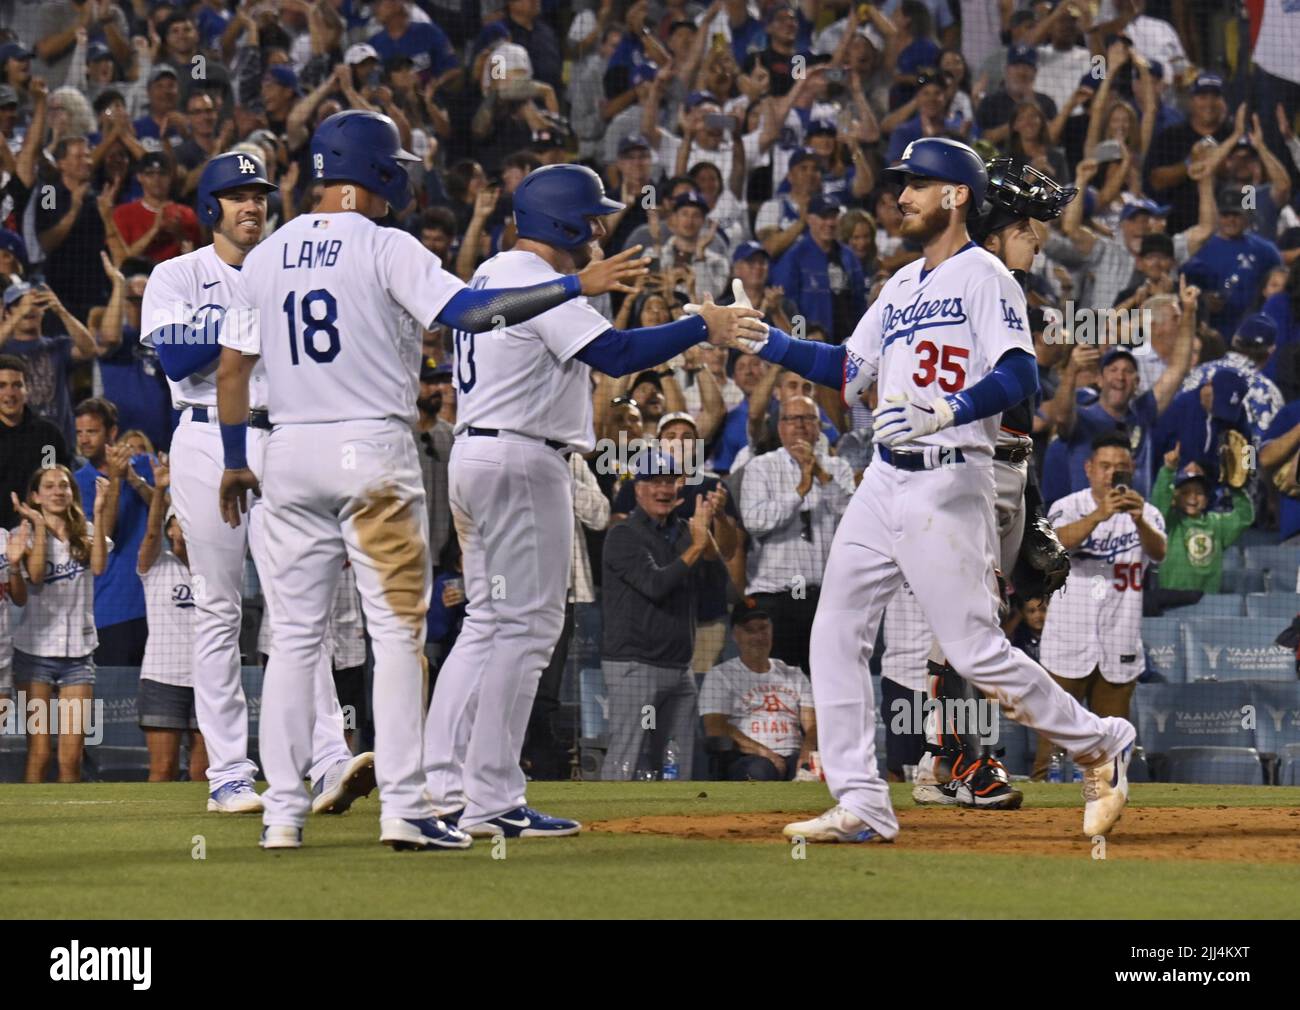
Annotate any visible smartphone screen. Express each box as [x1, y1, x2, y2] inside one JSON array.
[[1112, 470, 1132, 492]]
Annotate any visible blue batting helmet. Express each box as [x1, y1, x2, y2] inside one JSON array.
[[310, 110, 419, 210], [512, 164, 624, 251], [883, 137, 988, 210], [197, 152, 275, 227]]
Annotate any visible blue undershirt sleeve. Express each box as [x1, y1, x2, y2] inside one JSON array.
[[573, 316, 709, 376], [947, 349, 1039, 426]]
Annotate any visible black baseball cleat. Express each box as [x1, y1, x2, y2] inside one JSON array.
[[947, 755, 1024, 810]]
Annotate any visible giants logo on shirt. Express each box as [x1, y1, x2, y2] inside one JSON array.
[[880, 294, 968, 350]]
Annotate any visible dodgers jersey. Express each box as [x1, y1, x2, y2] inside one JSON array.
[[12, 524, 111, 658], [220, 212, 464, 425], [138, 552, 195, 687], [140, 244, 269, 410], [1039, 488, 1166, 683], [453, 250, 609, 454], [842, 243, 1032, 459]]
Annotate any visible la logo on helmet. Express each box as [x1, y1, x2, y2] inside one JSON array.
[[237, 156, 257, 175], [901, 142, 915, 161]]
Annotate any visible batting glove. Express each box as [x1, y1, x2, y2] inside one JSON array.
[[872, 393, 956, 447], [684, 279, 769, 352]]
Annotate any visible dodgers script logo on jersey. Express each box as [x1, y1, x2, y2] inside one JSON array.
[[880, 294, 969, 350]]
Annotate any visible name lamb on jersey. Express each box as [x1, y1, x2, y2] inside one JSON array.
[[282, 238, 343, 269], [880, 294, 968, 349]]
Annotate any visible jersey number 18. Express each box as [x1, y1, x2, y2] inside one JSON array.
[[283, 289, 341, 364]]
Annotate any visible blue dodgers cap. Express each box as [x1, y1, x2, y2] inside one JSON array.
[[808, 194, 842, 217], [1192, 72, 1224, 95], [633, 450, 686, 480], [806, 118, 838, 137], [788, 147, 821, 170], [618, 132, 653, 156], [1007, 43, 1038, 68], [1119, 197, 1171, 221], [0, 227, 27, 267], [684, 90, 718, 110], [1100, 347, 1139, 371], [1234, 312, 1278, 349], [1209, 368, 1248, 420], [732, 240, 768, 262], [1173, 464, 1210, 490], [265, 64, 301, 95], [0, 42, 33, 63], [672, 189, 710, 214]]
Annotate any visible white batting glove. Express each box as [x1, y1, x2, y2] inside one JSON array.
[[684, 279, 769, 352], [872, 393, 956, 447]]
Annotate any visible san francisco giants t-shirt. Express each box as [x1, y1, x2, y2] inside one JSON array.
[[699, 655, 813, 755]]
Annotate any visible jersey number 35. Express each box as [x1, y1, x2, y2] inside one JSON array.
[[911, 341, 968, 392]]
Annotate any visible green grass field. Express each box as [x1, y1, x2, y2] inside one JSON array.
[[4, 781, 1298, 918]]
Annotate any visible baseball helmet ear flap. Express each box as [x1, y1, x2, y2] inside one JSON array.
[[198, 151, 276, 227]]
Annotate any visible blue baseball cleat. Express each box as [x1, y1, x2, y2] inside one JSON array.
[[208, 780, 263, 814], [380, 817, 472, 851], [464, 806, 582, 838]]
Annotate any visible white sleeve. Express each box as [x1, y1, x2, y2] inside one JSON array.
[[754, 199, 781, 235], [139, 259, 193, 347], [377, 229, 467, 330], [529, 295, 612, 363], [218, 271, 261, 357], [966, 269, 1035, 373], [1143, 502, 1167, 539], [798, 673, 814, 709]]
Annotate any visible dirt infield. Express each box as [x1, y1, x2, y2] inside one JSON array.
[[591, 806, 1300, 862]]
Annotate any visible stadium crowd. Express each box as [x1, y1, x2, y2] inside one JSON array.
[[1, 0, 1299, 784]]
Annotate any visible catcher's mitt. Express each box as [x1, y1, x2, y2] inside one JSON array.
[[1015, 515, 1071, 598], [1219, 428, 1252, 489]]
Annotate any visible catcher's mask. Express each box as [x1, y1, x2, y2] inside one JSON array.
[[969, 157, 1078, 243]]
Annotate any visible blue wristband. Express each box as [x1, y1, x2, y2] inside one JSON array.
[[220, 422, 248, 470]]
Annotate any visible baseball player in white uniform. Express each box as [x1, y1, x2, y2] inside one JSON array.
[[1036, 433, 1166, 776], [728, 139, 1137, 842], [142, 151, 372, 816], [422, 163, 765, 837], [216, 113, 651, 850]]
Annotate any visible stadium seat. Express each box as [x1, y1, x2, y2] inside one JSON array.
[[1243, 544, 1300, 593], [1278, 743, 1300, 785], [1218, 569, 1264, 594], [1181, 618, 1294, 681], [1219, 545, 1247, 571], [1134, 682, 1257, 761], [1243, 593, 1300, 622], [1141, 616, 1184, 682], [1249, 682, 1300, 781], [1164, 746, 1265, 784]]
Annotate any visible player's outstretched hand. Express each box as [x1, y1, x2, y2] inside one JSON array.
[[578, 244, 651, 296], [695, 292, 767, 348], [872, 393, 955, 447], [219, 468, 261, 529], [684, 280, 770, 351]]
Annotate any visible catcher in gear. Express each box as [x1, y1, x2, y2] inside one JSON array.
[[911, 158, 1075, 810]]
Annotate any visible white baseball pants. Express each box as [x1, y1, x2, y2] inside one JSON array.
[[242, 419, 431, 828], [809, 458, 1135, 839], [424, 434, 572, 825], [169, 417, 351, 791]]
